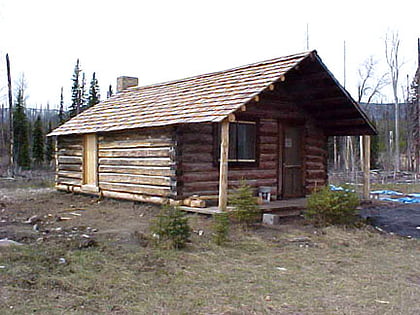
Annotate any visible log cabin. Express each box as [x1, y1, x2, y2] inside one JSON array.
[[49, 50, 376, 210]]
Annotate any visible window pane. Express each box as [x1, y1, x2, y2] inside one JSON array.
[[237, 123, 256, 160], [229, 123, 237, 160]]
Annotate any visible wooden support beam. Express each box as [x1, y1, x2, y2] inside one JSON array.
[[254, 95, 260, 102], [362, 135, 371, 199], [269, 84, 275, 91], [218, 119, 229, 211], [228, 113, 236, 122], [280, 75, 286, 82], [240, 105, 246, 112]]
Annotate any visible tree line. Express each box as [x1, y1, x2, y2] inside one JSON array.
[[0, 59, 103, 174]]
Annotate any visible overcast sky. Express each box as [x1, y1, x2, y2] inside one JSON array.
[[0, 0, 419, 109]]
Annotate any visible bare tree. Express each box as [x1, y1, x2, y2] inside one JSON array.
[[357, 56, 389, 104], [385, 31, 402, 172]]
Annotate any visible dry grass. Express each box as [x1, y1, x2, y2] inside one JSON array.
[[1, 223, 419, 314]]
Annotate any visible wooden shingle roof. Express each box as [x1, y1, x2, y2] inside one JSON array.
[[49, 51, 312, 136]]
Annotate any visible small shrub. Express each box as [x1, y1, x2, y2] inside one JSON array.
[[229, 181, 260, 228], [305, 186, 359, 226], [150, 205, 191, 249], [212, 212, 230, 245]]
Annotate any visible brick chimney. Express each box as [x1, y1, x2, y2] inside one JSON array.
[[117, 76, 138, 93]]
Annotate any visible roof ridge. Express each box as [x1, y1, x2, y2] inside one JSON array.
[[125, 50, 314, 92]]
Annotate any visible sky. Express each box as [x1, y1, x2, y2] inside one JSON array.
[[0, 0, 419, 109]]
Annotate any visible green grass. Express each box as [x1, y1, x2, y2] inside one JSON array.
[[1, 226, 419, 314]]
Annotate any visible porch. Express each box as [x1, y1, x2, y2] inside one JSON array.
[[179, 198, 307, 217]]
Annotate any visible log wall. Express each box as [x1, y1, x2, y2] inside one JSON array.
[[178, 96, 328, 200], [97, 127, 176, 203], [56, 135, 83, 188], [56, 127, 177, 204]]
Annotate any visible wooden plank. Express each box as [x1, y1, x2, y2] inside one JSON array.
[[99, 173, 171, 186], [181, 152, 213, 163], [218, 119, 229, 211], [99, 157, 172, 167], [98, 147, 171, 158], [58, 156, 83, 164], [84, 134, 98, 186], [99, 182, 171, 197], [99, 165, 174, 176]]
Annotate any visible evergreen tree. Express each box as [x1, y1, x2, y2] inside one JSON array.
[[87, 72, 100, 108], [80, 72, 87, 110], [70, 59, 82, 118], [45, 121, 54, 164], [58, 87, 65, 124], [32, 115, 44, 166], [13, 86, 30, 169]]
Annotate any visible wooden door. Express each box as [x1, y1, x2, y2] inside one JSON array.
[[83, 133, 98, 189], [282, 126, 304, 198]]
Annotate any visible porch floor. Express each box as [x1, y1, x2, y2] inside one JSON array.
[[179, 198, 307, 216]]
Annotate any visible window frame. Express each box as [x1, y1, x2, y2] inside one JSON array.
[[213, 120, 259, 167]]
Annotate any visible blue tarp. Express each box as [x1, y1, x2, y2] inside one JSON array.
[[331, 185, 420, 204]]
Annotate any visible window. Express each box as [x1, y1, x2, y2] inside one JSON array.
[[216, 121, 257, 163]]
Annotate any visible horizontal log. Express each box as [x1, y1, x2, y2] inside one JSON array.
[[99, 127, 172, 142], [58, 163, 82, 171], [57, 144, 83, 151], [183, 178, 277, 191], [305, 161, 325, 170], [180, 123, 213, 134], [98, 147, 172, 158], [260, 153, 277, 162], [57, 136, 83, 144], [181, 152, 213, 163], [58, 171, 83, 179], [181, 169, 276, 183], [306, 169, 326, 180], [182, 162, 217, 172], [98, 139, 173, 149], [57, 177, 82, 186], [260, 143, 278, 154], [305, 145, 328, 156], [56, 184, 83, 193], [99, 173, 171, 186], [305, 154, 325, 163], [58, 156, 83, 164], [100, 190, 169, 204], [305, 137, 326, 147], [259, 120, 278, 133], [99, 165, 175, 176], [181, 144, 213, 154], [259, 136, 277, 144], [99, 182, 171, 197], [57, 149, 83, 156], [180, 133, 213, 144], [99, 157, 173, 167]]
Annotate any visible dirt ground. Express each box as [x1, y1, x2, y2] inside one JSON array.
[[0, 178, 172, 247], [1, 176, 420, 314]]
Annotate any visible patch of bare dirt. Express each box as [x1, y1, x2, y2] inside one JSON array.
[[0, 179, 163, 246]]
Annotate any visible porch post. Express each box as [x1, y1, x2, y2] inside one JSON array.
[[362, 135, 371, 199], [218, 118, 229, 211]]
